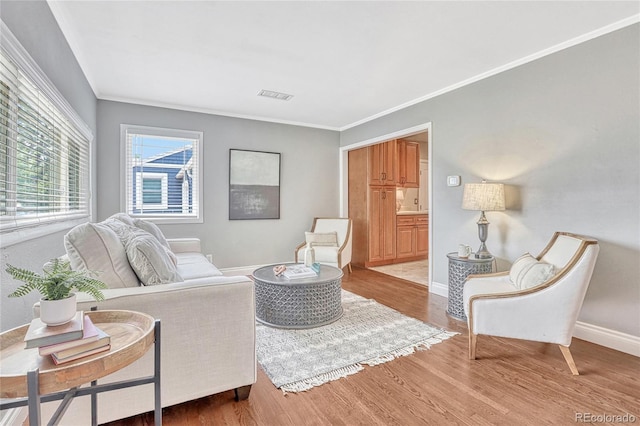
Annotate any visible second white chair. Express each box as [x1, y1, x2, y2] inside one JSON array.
[[295, 217, 353, 272]]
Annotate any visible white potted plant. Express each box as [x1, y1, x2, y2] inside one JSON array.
[[6, 259, 107, 325]]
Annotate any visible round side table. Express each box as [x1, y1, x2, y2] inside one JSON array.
[[0, 310, 160, 426], [446, 253, 494, 321]]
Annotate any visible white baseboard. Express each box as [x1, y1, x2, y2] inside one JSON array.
[[574, 321, 640, 357], [429, 281, 448, 298]]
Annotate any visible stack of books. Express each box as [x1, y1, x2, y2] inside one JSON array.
[[283, 264, 319, 279], [24, 311, 111, 365]]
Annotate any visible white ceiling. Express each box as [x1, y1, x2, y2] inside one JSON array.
[[47, 1, 639, 131]]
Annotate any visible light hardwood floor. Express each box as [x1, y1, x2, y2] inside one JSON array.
[[106, 267, 640, 425]]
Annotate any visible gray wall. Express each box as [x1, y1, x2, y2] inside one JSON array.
[[97, 100, 340, 268], [341, 24, 640, 337], [0, 0, 98, 330]]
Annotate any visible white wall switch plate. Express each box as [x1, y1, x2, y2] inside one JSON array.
[[447, 176, 461, 186]]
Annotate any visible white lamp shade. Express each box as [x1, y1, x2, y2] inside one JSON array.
[[396, 189, 405, 201], [462, 182, 505, 211]]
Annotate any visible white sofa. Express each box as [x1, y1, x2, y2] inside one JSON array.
[[34, 214, 256, 424]]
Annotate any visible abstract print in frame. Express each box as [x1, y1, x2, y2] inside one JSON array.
[[229, 149, 281, 220]]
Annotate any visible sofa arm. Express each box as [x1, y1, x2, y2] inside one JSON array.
[[34, 276, 256, 424], [167, 238, 202, 253]]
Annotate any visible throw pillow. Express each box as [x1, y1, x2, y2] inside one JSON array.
[[64, 222, 140, 288], [101, 218, 137, 243], [108, 213, 136, 226], [133, 218, 171, 250], [124, 232, 183, 286], [305, 231, 339, 247], [509, 253, 556, 289], [519, 262, 556, 289], [509, 253, 537, 285]]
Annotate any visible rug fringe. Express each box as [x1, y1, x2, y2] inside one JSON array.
[[361, 330, 458, 366], [279, 330, 459, 393], [280, 363, 364, 393]]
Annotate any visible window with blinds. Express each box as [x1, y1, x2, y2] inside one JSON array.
[[0, 46, 91, 233], [121, 124, 202, 222]]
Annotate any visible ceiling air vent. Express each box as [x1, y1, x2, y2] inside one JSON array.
[[257, 89, 294, 101]]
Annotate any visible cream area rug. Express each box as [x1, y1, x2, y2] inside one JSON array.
[[256, 290, 457, 393]]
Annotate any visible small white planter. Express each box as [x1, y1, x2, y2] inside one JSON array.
[[40, 293, 77, 326]]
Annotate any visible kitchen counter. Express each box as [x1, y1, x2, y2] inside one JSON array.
[[397, 210, 429, 215]]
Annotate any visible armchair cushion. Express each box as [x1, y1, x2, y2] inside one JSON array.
[[305, 231, 338, 246]]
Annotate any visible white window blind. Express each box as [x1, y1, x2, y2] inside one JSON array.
[[0, 31, 91, 233], [121, 124, 202, 223]]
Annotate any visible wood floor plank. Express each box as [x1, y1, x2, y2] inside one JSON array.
[[104, 266, 640, 425]]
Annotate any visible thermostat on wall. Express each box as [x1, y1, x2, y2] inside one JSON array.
[[447, 176, 461, 187]]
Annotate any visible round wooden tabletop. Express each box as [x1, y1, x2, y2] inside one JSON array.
[[0, 310, 155, 398]]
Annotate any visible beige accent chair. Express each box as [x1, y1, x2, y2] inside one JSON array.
[[463, 232, 599, 375], [295, 217, 353, 272]]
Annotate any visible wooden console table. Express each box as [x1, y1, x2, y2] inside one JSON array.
[[0, 310, 161, 425]]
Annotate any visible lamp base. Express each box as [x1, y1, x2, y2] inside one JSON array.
[[475, 213, 493, 259]]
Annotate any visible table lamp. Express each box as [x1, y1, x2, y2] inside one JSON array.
[[462, 181, 505, 258]]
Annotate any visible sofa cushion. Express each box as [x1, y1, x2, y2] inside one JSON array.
[[305, 231, 338, 247], [175, 252, 223, 280], [124, 232, 183, 286], [133, 218, 171, 250], [64, 222, 140, 288]]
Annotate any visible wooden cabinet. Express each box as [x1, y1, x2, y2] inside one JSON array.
[[368, 140, 396, 186], [396, 216, 417, 259], [416, 215, 429, 257], [397, 140, 420, 187], [368, 186, 396, 264], [349, 143, 427, 268], [395, 214, 428, 260]]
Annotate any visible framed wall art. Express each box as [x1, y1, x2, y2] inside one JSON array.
[[229, 149, 281, 220]]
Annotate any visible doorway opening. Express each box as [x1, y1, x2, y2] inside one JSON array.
[[339, 123, 433, 290]]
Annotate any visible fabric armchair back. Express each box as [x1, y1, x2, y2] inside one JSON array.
[[295, 217, 353, 272]]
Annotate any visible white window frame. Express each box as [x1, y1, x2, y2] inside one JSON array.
[[121, 124, 203, 224], [135, 172, 168, 210], [0, 22, 93, 246]]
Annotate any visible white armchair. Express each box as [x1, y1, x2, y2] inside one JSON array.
[[463, 232, 599, 375], [295, 217, 353, 272]]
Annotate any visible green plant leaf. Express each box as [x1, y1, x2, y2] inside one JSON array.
[[6, 259, 106, 301]]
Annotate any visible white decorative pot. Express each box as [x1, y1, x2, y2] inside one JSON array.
[[40, 293, 77, 326]]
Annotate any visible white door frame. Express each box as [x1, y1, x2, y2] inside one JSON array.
[[339, 122, 434, 292]]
